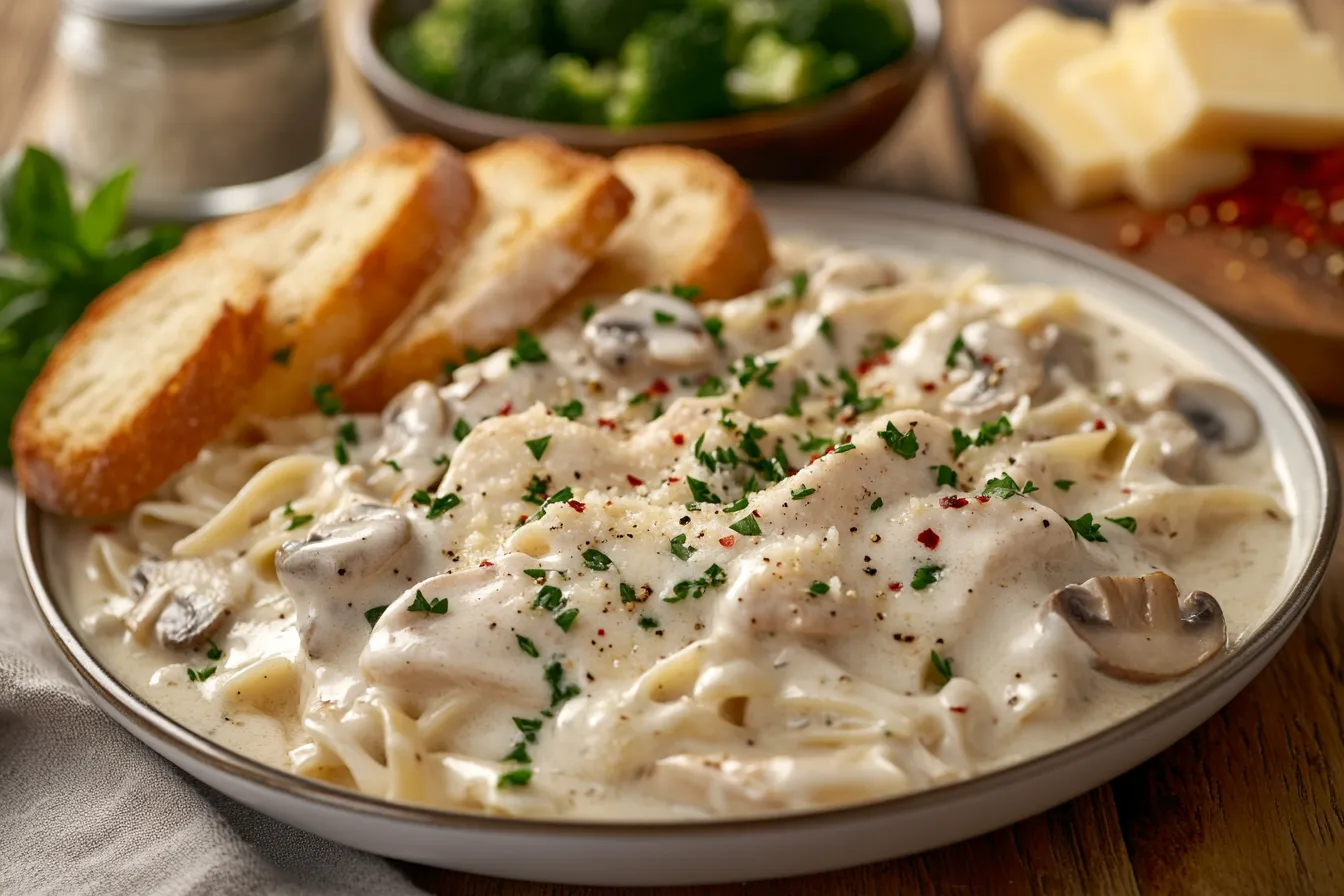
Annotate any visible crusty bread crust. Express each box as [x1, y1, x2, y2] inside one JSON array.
[[193, 136, 477, 419], [338, 137, 633, 411], [12, 252, 268, 518], [567, 146, 774, 302]]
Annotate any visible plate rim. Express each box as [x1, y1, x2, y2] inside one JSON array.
[[16, 190, 1340, 837]]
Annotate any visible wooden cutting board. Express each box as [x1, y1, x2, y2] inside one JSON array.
[[947, 0, 1344, 406]]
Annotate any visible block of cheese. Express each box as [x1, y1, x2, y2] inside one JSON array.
[[977, 8, 1125, 208], [1136, 0, 1344, 150], [1059, 38, 1251, 209]]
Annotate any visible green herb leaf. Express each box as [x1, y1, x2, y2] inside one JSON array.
[[453, 418, 471, 441], [534, 585, 565, 612], [878, 421, 919, 459], [383, 458, 402, 472], [205, 640, 222, 661], [364, 605, 388, 628], [513, 717, 543, 737], [687, 477, 721, 504], [553, 399, 583, 420], [670, 283, 701, 301], [808, 581, 830, 595], [516, 635, 539, 658], [1054, 479, 1075, 491], [333, 441, 349, 465], [509, 329, 548, 366], [871, 497, 883, 511], [944, 333, 966, 368], [911, 565, 943, 591], [951, 429, 973, 458], [503, 742, 531, 763], [582, 549, 612, 571], [669, 533, 696, 560], [620, 583, 638, 603], [930, 650, 953, 686], [580, 302, 597, 322], [981, 473, 1034, 500], [1065, 513, 1108, 542], [544, 661, 581, 707], [790, 270, 809, 297], [285, 513, 314, 531], [525, 435, 551, 461], [554, 608, 579, 632], [497, 768, 533, 788], [818, 316, 834, 342], [311, 383, 343, 416], [408, 590, 448, 614], [426, 493, 461, 519], [1106, 515, 1137, 533], [76, 167, 134, 256], [704, 316, 724, 348], [791, 486, 815, 499], [3, 147, 79, 270], [338, 420, 359, 445], [729, 515, 762, 536], [974, 415, 1014, 447], [696, 376, 726, 397], [832, 443, 856, 454], [186, 665, 216, 683], [653, 310, 676, 325], [638, 615, 658, 630]]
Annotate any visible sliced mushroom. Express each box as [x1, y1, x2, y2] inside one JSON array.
[[124, 557, 248, 649], [809, 250, 902, 294], [582, 290, 717, 373], [941, 320, 1044, 416], [1046, 571, 1226, 683], [1043, 326, 1095, 385], [276, 503, 411, 587], [1165, 379, 1260, 454]]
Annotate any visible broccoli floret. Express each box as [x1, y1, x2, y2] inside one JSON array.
[[450, 0, 556, 116], [607, 7, 731, 127], [779, 0, 913, 75], [383, 10, 468, 98], [699, 0, 784, 64], [726, 31, 856, 109], [555, 0, 683, 60], [533, 55, 618, 123]]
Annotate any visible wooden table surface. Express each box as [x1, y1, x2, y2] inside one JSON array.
[[4, 1, 1343, 893]]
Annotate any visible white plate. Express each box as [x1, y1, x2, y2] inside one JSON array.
[[18, 191, 1339, 886]]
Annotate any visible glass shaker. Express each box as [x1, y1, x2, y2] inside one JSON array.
[[51, 0, 358, 220]]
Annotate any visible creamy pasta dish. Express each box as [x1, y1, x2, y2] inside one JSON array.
[[55, 242, 1292, 819]]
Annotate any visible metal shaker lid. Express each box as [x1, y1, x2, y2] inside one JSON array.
[[63, 0, 299, 26]]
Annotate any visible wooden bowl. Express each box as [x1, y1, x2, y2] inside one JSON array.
[[345, 0, 943, 179]]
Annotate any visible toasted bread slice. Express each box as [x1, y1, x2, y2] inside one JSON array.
[[560, 146, 774, 304], [189, 136, 476, 418], [338, 137, 633, 411], [13, 250, 267, 518]]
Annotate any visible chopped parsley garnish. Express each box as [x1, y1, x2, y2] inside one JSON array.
[[364, 605, 388, 627], [729, 515, 762, 536], [544, 661, 581, 706], [732, 354, 779, 389], [791, 486, 815, 499], [553, 399, 583, 420], [669, 533, 696, 560], [433, 454, 450, 466], [311, 383, 343, 416], [832, 443, 856, 454], [526, 486, 574, 523], [497, 769, 533, 789], [186, 665, 216, 683], [413, 490, 461, 519], [930, 650, 953, 686], [1106, 515, 1138, 534], [408, 590, 448, 614], [525, 435, 551, 461], [554, 608, 580, 632], [205, 641, 223, 661], [704, 316, 725, 348], [790, 270, 809, 297], [453, 418, 471, 441], [653, 310, 677, 326], [383, 459, 402, 473], [638, 616, 659, 630], [522, 475, 550, 505], [878, 421, 919, 459], [580, 302, 597, 322], [723, 497, 749, 513], [687, 477, 721, 504], [271, 346, 293, 366], [911, 565, 943, 591], [338, 420, 359, 445], [516, 635, 539, 657], [1054, 479, 1075, 491], [944, 333, 967, 368], [513, 717, 543, 739], [509, 329, 548, 366], [818, 317, 834, 342], [1065, 513, 1108, 542], [285, 513, 313, 531], [534, 585, 565, 612], [503, 742, 531, 763], [974, 415, 1014, 447], [620, 583, 638, 603], [951, 429, 973, 458], [871, 497, 883, 511], [696, 376, 726, 397], [628, 392, 650, 407], [523, 568, 558, 579], [834, 368, 881, 417], [796, 432, 833, 453], [935, 464, 959, 488], [783, 378, 810, 417], [464, 347, 484, 362], [670, 283, 702, 301], [333, 441, 349, 465], [808, 581, 830, 595], [981, 473, 1039, 500], [582, 549, 612, 571], [664, 564, 727, 603]]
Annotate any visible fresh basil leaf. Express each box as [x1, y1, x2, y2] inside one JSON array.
[[3, 148, 81, 272], [77, 168, 134, 257]]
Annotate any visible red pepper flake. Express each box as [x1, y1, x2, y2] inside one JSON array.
[[479, 559, 494, 567], [916, 528, 940, 550], [765, 318, 781, 332], [626, 474, 644, 487], [89, 524, 115, 534], [647, 378, 670, 396], [1093, 418, 1107, 431], [672, 433, 685, 446], [518, 514, 529, 524], [949, 706, 968, 714], [889, 582, 904, 592], [752, 509, 761, 517], [667, 476, 681, 483], [498, 401, 513, 416], [975, 495, 990, 504], [979, 353, 995, 366], [939, 495, 968, 509], [597, 418, 617, 430], [567, 500, 586, 512], [719, 535, 736, 547], [597, 629, 606, 637], [855, 352, 889, 376], [920, 381, 937, 392]]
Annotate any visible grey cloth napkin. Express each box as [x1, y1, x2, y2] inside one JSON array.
[[0, 481, 426, 896]]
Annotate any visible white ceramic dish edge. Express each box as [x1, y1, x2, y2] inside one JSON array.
[[17, 190, 1340, 886]]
